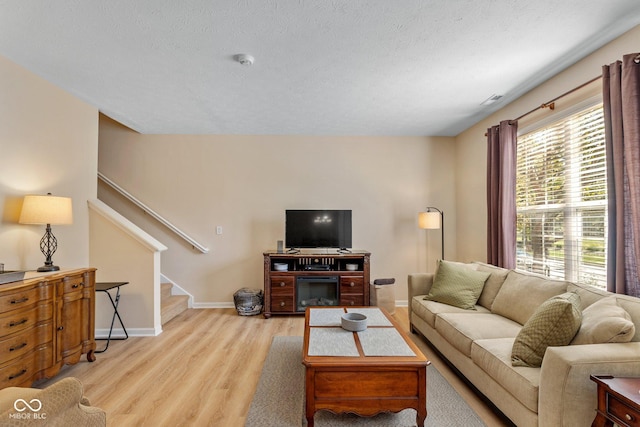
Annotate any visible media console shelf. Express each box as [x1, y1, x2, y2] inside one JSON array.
[[263, 251, 371, 318]]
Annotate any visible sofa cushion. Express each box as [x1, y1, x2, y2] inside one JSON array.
[[567, 282, 611, 310], [571, 296, 635, 345], [435, 312, 522, 357], [473, 262, 510, 310], [424, 260, 491, 310], [411, 296, 490, 328], [471, 338, 540, 413], [491, 270, 569, 325], [511, 292, 582, 367], [614, 295, 640, 342]]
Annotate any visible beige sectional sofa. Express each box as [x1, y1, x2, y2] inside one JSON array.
[[408, 261, 640, 427]]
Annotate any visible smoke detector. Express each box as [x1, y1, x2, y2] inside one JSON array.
[[234, 54, 255, 66]]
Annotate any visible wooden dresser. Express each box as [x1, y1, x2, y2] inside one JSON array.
[[0, 268, 96, 388]]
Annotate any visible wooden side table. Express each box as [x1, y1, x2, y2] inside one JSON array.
[[591, 375, 640, 427]]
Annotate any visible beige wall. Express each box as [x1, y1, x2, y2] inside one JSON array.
[[454, 24, 640, 263], [89, 202, 164, 335], [0, 54, 98, 271], [98, 116, 456, 304]]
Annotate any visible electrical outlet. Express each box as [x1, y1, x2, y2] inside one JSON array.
[[216, 226, 223, 235]]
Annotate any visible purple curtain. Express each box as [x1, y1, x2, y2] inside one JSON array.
[[603, 53, 640, 296], [486, 120, 518, 269]]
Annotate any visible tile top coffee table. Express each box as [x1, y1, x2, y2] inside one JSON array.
[[302, 307, 430, 427]]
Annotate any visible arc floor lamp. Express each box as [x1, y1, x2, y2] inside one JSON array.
[[418, 207, 444, 260]]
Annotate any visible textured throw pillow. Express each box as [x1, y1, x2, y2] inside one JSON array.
[[423, 260, 490, 310], [511, 292, 582, 367], [571, 296, 635, 345]]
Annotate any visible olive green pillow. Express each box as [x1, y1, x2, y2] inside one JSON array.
[[512, 292, 582, 367], [423, 260, 490, 310]]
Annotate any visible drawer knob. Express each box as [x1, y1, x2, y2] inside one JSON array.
[[626, 414, 633, 421], [350, 301, 354, 305], [10, 297, 28, 305], [57, 326, 64, 331], [72, 283, 81, 289], [350, 282, 355, 287], [280, 282, 285, 287], [280, 301, 285, 307]]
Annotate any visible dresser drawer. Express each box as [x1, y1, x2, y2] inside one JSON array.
[[271, 297, 295, 312], [62, 275, 85, 294], [340, 294, 364, 307], [0, 323, 53, 363], [0, 345, 52, 388], [340, 276, 364, 293], [0, 284, 52, 313], [608, 392, 640, 426], [0, 303, 53, 337], [271, 276, 295, 295]]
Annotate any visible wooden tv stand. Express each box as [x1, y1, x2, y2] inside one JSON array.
[[263, 251, 370, 318]]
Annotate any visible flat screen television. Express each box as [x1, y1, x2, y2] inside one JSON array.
[[285, 210, 352, 250]]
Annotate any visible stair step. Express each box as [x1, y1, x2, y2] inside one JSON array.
[[161, 282, 172, 299], [161, 295, 189, 325]]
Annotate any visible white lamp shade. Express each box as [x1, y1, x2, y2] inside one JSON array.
[[19, 195, 73, 225], [418, 211, 441, 229]]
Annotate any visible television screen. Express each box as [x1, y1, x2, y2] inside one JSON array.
[[285, 210, 352, 249]]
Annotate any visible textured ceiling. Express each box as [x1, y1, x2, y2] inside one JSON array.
[[1, 1, 640, 136]]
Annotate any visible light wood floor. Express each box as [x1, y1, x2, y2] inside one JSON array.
[[37, 307, 511, 427]]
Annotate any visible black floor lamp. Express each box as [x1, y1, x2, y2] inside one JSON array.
[[418, 207, 444, 260]]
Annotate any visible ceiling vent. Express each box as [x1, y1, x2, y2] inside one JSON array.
[[481, 94, 503, 106]]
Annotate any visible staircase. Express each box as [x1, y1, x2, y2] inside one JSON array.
[[161, 282, 189, 325]]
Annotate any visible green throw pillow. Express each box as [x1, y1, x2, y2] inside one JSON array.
[[511, 292, 582, 367], [423, 260, 490, 310]]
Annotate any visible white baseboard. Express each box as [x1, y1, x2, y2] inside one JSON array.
[[95, 327, 159, 338], [192, 302, 235, 309]]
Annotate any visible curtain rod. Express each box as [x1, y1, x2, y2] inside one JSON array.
[[513, 74, 602, 122], [484, 74, 602, 136]]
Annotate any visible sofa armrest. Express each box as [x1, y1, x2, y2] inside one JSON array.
[[36, 377, 106, 426], [407, 273, 434, 326], [539, 342, 640, 427], [0, 377, 106, 426]]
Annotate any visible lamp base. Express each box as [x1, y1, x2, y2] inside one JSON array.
[[37, 264, 60, 272]]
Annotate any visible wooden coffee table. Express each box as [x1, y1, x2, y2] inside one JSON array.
[[303, 307, 429, 427]]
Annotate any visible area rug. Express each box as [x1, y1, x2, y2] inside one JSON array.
[[245, 336, 486, 427]]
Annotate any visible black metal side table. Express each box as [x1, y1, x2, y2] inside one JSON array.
[[95, 281, 129, 353]]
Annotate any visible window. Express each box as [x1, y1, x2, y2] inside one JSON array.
[[516, 103, 607, 288]]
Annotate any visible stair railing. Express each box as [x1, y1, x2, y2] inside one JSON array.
[[98, 172, 209, 254]]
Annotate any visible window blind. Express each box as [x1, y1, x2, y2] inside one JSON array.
[[516, 103, 606, 287]]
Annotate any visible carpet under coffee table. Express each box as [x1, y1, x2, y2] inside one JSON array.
[[303, 307, 430, 427]]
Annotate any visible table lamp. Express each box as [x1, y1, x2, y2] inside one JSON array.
[[19, 193, 73, 272]]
